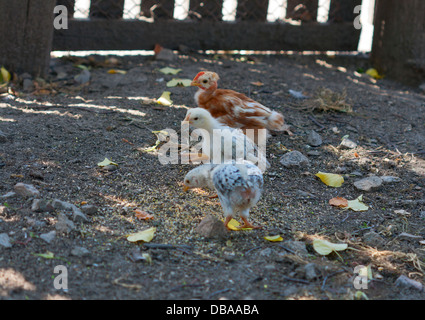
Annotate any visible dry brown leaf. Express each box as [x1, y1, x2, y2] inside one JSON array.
[[329, 197, 348, 208], [134, 209, 154, 221]]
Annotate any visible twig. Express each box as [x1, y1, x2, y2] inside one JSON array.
[[308, 116, 325, 130], [282, 275, 310, 284], [143, 243, 192, 250], [321, 270, 346, 291]]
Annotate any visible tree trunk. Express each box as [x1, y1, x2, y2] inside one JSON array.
[[371, 0, 425, 86], [0, 0, 56, 78]]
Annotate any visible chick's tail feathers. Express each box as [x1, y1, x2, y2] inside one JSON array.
[[266, 111, 285, 131], [267, 111, 293, 135]]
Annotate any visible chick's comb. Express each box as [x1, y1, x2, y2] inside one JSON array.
[[193, 71, 205, 81]]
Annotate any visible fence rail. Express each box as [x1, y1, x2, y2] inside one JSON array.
[[53, 0, 362, 51]]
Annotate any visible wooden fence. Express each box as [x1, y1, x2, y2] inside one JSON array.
[[54, 0, 362, 51]]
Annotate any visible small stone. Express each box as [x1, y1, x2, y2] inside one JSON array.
[[195, 215, 228, 239], [381, 176, 401, 184], [394, 209, 411, 217], [40, 231, 56, 244], [81, 205, 98, 216], [23, 78, 34, 92], [71, 246, 90, 257], [55, 212, 75, 233], [24, 217, 46, 229], [14, 183, 40, 198], [395, 275, 424, 292], [307, 130, 322, 147], [282, 240, 308, 257], [339, 138, 357, 149], [72, 207, 88, 223], [74, 69, 91, 85], [31, 199, 54, 212], [304, 263, 318, 280], [307, 150, 321, 157], [353, 176, 382, 192], [279, 151, 310, 168], [0, 233, 12, 248], [363, 231, 386, 248], [0, 191, 16, 199], [155, 48, 176, 61], [51, 199, 88, 222]]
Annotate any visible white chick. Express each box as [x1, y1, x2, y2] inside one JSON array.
[[183, 108, 269, 171], [183, 160, 264, 229]]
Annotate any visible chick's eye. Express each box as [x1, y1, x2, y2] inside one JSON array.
[[185, 180, 190, 184], [202, 80, 208, 84], [194, 117, 199, 121]]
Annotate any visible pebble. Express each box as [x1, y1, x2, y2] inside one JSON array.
[[279, 151, 310, 168], [0, 192, 16, 199], [40, 231, 56, 244], [307, 150, 320, 157], [55, 212, 75, 233], [23, 78, 34, 92], [195, 215, 228, 239], [353, 176, 382, 192], [74, 69, 91, 85], [304, 263, 318, 280], [282, 240, 308, 257], [31, 199, 54, 212], [52, 199, 88, 222], [395, 275, 424, 292], [14, 183, 40, 198], [71, 246, 90, 257], [81, 205, 98, 216], [307, 130, 322, 147], [0, 233, 12, 248], [363, 231, 386, 248], [381, 176, 401, 184], [339, 138, 357, 149]]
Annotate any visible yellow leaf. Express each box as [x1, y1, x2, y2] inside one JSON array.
[[312, 239, 348, 255], [264, 235, 283, 242], [0, 66, 11, 83], [366, 68, 384, 79], [127, 227, 156, 243], [355, 291, 369, 300], [107, 69, 127, 74], [166, 78, 192, 87], [225, 218, 253, 231], [346, 195, 369, 211], [157, 91, 172, 106], [315, 172, 344, 187], [159, 67, 182, 75], [97, 158, 118, 167]]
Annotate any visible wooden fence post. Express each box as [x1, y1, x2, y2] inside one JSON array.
[[371, 0, 425, 86], [0, 0, 56, 78]]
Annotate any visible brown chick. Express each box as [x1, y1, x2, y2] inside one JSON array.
[[191, 71, 292, 137]]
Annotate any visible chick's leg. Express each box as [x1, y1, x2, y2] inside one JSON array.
[[239, 209, 262, 229]]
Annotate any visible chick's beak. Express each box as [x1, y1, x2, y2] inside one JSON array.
[[191, 80, 200, 87], [183, 114, 192, 124], [183, 184, 190, 192]]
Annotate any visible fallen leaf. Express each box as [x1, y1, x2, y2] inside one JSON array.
[[0, 66, 11, 83], [33, 251, 55, 259], [264, 235, 283, 242], [97, 158, 118, 167], [346, 195, 369, 211], [355, 291, 369, 300], [144, 130, 169, 152], [127, 227, 156, 243], [366, 68, 384, 79], [166, 78, 192, 87], [329, 197, 348, 208], [394, 209, 411, 216], [225, 219, 253, 231], [250, 81, 264, 87], [134, 209, 154, 220], [157, 91, 172, 106], [159, 67, 182, 75], [315, 172, 344, 187], [312, 239, 348, 256], [107, 69, 127, 74]]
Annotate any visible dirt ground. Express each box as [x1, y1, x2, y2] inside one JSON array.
[[1, 49, 425, 301]]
